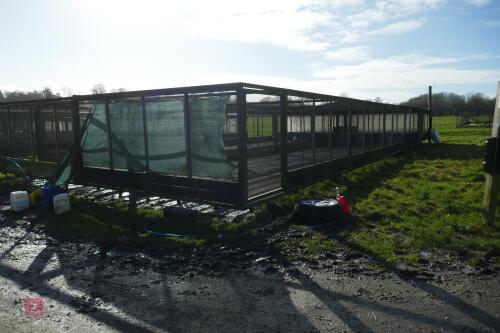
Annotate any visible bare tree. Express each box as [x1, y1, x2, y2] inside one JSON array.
[[91, 84, 107, 95], [374, 97, 382, 103]]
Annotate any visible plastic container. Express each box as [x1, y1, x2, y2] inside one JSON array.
[[41, 184, 64, 210], [10, 191, 29, 212], [53, 193, 71, 215]]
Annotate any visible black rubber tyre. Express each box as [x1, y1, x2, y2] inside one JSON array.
[[294, 198, 343, 223]]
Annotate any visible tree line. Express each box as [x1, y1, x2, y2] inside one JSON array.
[[400, 92, 495, 115], [0, 84, 126, 102]]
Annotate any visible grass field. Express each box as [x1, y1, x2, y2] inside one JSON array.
[[272, 116, 499, 266]]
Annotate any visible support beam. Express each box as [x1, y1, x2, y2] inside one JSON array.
[[428, 85, 433, 143], [53, 103, 61, 162], [104, 99, 114, 171], [311, 99, 316, 165], [237, 86, 248, 205], [28, 105, 35, 160], [183, 94, 192, 178], [280, 93, 288, 189]]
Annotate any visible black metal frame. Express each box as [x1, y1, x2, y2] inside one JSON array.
[[0, 82, 430, 207]]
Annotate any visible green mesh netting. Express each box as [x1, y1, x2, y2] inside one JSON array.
[[55, 96, 233, 185]]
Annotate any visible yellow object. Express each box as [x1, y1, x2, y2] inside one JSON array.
[[29, 189, 41, 207]]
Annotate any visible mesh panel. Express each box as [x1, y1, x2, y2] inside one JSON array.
[[82, 104, 110, 168], [189, 95, 233, 179], [331, 106, 349, 159], [314, 100, 332, 163], [146, 97, 186, 176], [246, 95, 281, 198], [109, 100, 146, 172], [287, 97, 314, 171]]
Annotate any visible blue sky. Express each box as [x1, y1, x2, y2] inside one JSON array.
[[0, 0, 499, 102]]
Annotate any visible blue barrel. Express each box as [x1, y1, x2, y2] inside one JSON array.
[[41, 184, 64, 210]]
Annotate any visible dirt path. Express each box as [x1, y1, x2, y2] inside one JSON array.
[[0, 214, 499, 333]]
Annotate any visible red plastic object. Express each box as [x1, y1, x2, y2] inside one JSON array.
[[337, 195, 350, 215]]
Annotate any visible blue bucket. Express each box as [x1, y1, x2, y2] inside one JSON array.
[[41, 184, 64, 210]]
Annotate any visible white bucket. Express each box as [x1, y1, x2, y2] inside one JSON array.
[[10, 191, 29, 212], [53, 193, 71, 215]]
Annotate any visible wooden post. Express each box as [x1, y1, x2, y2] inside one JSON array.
[[483, 81, 500, 226]]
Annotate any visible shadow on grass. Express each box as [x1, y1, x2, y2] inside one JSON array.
[[414, 143, 485, 161]]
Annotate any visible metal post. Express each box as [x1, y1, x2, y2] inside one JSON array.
[[272, 109, 279, 148], [141, 96, 150, 175], [428, 85, 432, 143], [237, 86, 248, 205], [382, 107, 386, 148], [28, 105, 35, 160], [183, 94, 192, 178], [372, 106, 375, 148], [362, 106, 366, 151], [403, 107, 407, 143], [104, 99, 114, 171], [347, 104, 352, 158], [328, 100, 333, 160], [280, 93, 288, 189], [391, 108, 395, 144], [311, 99, 316, 165], [53, 103, 61, 162], [418, 107, 424, 141], [6, 106, 12, 151], [70, 97, 83, 179], [483, 81, 500, 226]]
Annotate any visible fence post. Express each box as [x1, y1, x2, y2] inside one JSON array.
[[280, 93, 288, 190], [329, 100, 333, 160], [311, 98, 316, 165], [104, 99, 114, 171], [483, 81, 500, 226], [53, 102, 61, 162], [427, 85, 432, 143], [28, 105, 35, 160], [6, 106, 12, 152], [183, 94, 192, 179], [70, 97, 83, 179], [347, 103, 352, 159], [237, 85, 248, 205], [382, 107, 386, 148]]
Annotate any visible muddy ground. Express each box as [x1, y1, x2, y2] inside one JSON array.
[[0, 210, 499, 333]]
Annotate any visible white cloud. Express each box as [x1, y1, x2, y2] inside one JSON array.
[[325, 47, 371, 62], [310, 53, 500, 101], [182, 0, 443, 50], [366, 18, 428, 36], [464, 0, 490, 6]]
